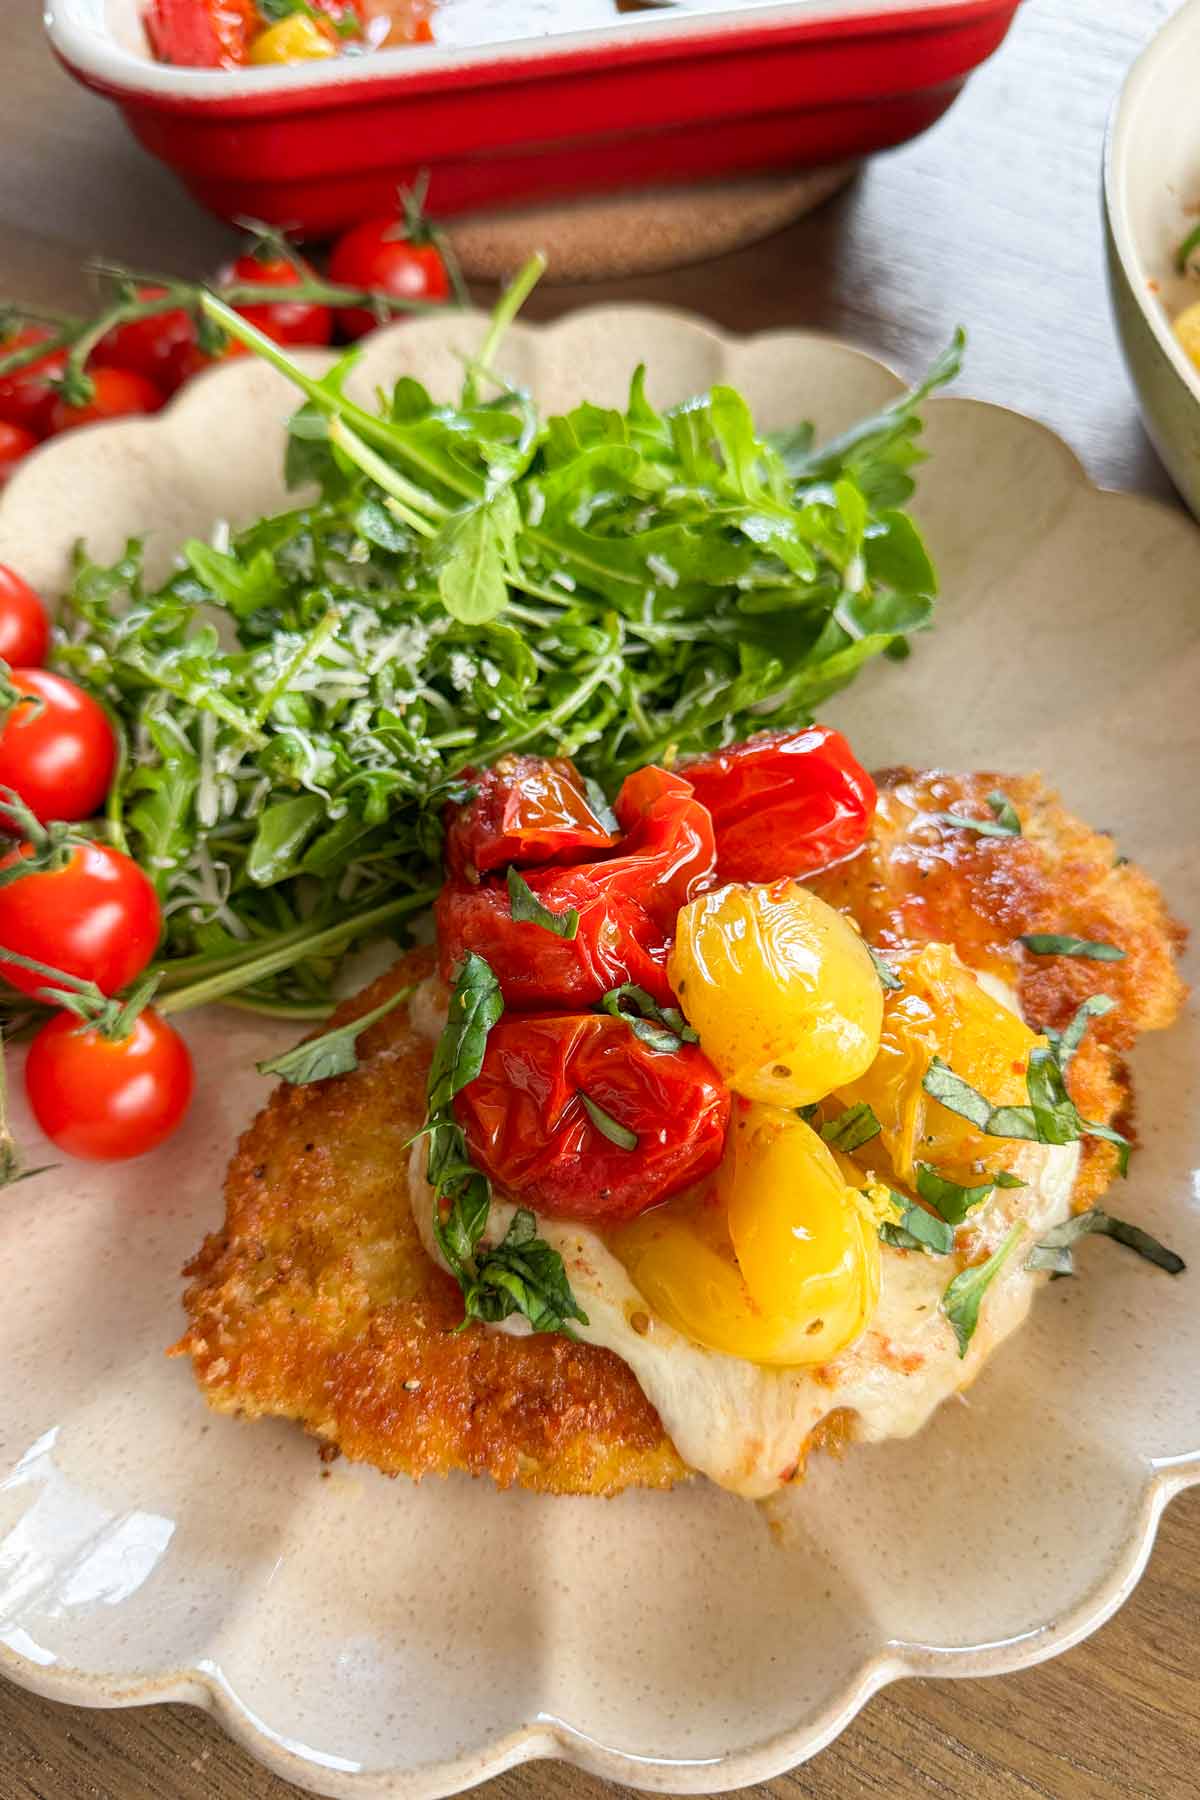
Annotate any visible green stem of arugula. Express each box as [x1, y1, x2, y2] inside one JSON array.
[[445, 648, 624, 773], [154, 885, 438, 1016], [326, 419, 444, 536], [461, 251, 547, 409], [250, 607, 341, 728], [222, 995, 335, 1022]]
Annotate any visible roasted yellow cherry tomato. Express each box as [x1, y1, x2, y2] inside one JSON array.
[[248, 17, 336, 63], [1174, 301, 1200, 373], [837, 941, 1044, 1185], [613, 1102, 880, 1366], [668, 880, 883, 1106]]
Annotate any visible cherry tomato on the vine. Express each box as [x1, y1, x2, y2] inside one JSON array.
[[0, 669, 117, 824], [95, 286, 206, 397], [455, 1013, 730, 1225], [0, 327, 67, 440], [50, 367, 165, 434], [0, 567, 49, 667], [682, 725, 877, 884], [436, 763, 716, 1009], [0, 839, 160, 999], [0, 423, 37, 486], [328, 216, 451, 339], [218, 252, 334, 347], [444, 753, 617, 881], [25, 1008, 194, 1161]]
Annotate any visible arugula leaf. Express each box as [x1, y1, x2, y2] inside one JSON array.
[[942, 1223, 1023, 1357], [915, 1161, 994, 1225], [435, 490, 519, 624], [820, 1102, 881, 1152], [257, 984, 413, 1084], [1019, 934, 1125, 961], [579, 1091, 639, 1150], [599, 982, 697, 1053], [1026, 1209, 1185, 1277], [507, 866, 579, 940], [867, 945, 903, 992]]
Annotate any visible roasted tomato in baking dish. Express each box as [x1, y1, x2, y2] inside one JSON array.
[[144, 0, 261, 68], [455, 1013, 730, 1224], [682, 725, 876, 884]]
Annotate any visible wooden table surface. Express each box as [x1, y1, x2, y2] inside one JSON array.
[[2, 1, 1197, 1796]]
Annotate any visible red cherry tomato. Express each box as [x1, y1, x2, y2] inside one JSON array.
[[328, 217, 451, 340], [0, 423, 37, 486], [0, 327, 67, 440], [95, 286, 204, 398], [218, 252, 334, 348], [0, 840, 160, 999], [682, 726, 877, 884], [0, 669, 117, 824], [436, 765, 716, 1009], [50, 367, 165, 435], [370, 0, 435, 45], [144, 0, 258, 67], [0, 567, 49, 666], [25, 1008, 193, 1161], [455, 1013, 730, 1225], [445, 754, 617, 881]]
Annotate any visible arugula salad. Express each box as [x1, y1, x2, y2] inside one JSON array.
[[38, 267, 959, 1019]]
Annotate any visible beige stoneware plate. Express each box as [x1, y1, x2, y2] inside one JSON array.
[[0, 310, 1197, 1798]]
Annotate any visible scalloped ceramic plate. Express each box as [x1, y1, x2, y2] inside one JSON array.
[[0, 310, 1197, 1799]]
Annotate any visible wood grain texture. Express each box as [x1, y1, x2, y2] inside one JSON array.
[[0, 1, 1196, 1796]]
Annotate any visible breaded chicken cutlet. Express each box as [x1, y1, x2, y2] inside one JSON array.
[[174, 771, 1187, 1496]]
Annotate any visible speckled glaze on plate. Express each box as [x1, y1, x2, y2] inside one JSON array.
[[0, 310, 1196, 1799]]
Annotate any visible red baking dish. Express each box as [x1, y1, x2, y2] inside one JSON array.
[[47, 1, 1021, 237]]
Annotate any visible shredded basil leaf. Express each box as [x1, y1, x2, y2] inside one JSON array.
[[256, 984, 413, 1084], [820, 1102, 882, 1153], [879, 1192, 955, 1256], [582, 775, 620, 835], [993, 1170, 1026, 1189], [599, 982, 697, 1053], [578, 1090, 639, 1150], [922, 1036, 1131, 1175], [868, 945, 903, 992], [930, 790, 1021, 838], [506, 866, 579, 940], [942, 1223, 1023, 1357], [422, 954, 587, 1336], [1026, 1209, 1185, 1278], [914, 1161, 994, 1225], [1176, 220, 1200, 273], [1020, 934, 1125, 961]]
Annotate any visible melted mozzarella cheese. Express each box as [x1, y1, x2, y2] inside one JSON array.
[[407, 975, 1079, 1500]]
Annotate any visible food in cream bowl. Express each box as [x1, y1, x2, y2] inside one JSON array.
[[1105, 0, 1200, 519]]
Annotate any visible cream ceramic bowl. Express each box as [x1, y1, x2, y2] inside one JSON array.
[[0, 310, 1197, 1797], [1105, 0, 1200, 519]]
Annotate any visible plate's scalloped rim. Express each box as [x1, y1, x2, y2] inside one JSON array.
[[0, 305, 1196, 1800]]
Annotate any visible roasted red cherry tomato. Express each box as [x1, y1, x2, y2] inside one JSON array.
[[50, 367, 165, 435], [436, 765, 715, 1009], [370, 0, 435, 46], [0, 669, 117, 824], [682, 725, 876, 884], [218, 252, 334, 347], [444, 753, 617, 880], [0, 327, 67, 440], [328, 217, 451, 340], [0, 567, 49, 667], [0, 840, 161, 998], [0, 423, 37, 486], [455, 1013, 730, 1224], [25, 1008, 193, 1161], [144, 0, 258, 67]]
